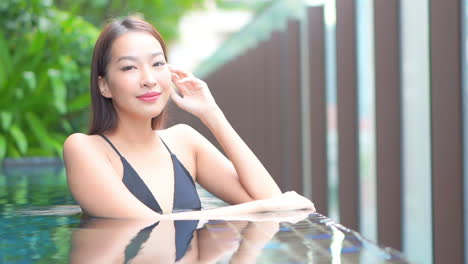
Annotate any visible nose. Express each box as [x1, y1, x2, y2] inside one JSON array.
[[140, 65, 157, 88]]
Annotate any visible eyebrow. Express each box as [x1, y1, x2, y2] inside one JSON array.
[[116, 52, 164, 63]]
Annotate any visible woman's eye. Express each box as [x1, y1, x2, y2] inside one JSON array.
[[121, 65, 135, 71], [153, 61, 166, 67]]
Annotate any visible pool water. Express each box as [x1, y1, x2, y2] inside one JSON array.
[[0, 160, 410, 263]]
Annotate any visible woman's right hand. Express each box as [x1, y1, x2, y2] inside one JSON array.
[[261, 191, 316, 213]]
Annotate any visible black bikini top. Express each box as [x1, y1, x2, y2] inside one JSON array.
[[99, 134, 202, 213]]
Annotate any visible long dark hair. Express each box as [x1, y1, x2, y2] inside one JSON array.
[[88, 16, 168, 135]]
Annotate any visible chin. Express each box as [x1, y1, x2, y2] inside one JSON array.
[[147, 109, 163, 119], [138, 98, 169, 118]]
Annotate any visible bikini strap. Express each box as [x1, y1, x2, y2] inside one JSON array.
[[99, 134, 123, 158], [159, 137, 173, 155], [100, 134, 172, 156]]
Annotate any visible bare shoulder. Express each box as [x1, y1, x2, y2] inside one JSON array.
[[63, 133, 103, 157], [168, 123, 198, 135], [159, 124, 207, 165], [161, 124, 203, 146], [62, 133, 110, 171], [64, 133, 92, 148], [63, 133, 89, 156]]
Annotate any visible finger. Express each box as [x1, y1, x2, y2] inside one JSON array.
[[176, 76, 199, 84], [172, 74, 194, 95], [171, 72, 181, 81], [170, 84, 184, 106], [172, 74, 191, 94], [175, 82, 191, 96], [171, 82, 181, 96], [174, 80, 200, 96], [176, 77, 204, 91], [168, 64, 194, 78]]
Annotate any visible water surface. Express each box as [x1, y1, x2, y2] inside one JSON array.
[[0, 160, 410, 263]]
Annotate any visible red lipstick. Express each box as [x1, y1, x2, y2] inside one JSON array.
[[137, 91, 161, 102]]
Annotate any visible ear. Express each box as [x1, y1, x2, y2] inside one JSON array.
[[98, 76, 112, 98]]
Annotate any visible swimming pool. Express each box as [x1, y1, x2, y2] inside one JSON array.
[[0, 158, 410, 263]]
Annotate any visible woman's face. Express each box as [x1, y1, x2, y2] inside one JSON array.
[[99, 31, 171, 121]]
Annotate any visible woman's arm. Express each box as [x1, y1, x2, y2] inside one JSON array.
[[169, 65, 282, 203], [64, 134, 313, 220], [163, 191, 314, 221], [200, 109, 281, 199]]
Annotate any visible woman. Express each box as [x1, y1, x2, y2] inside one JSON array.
[[63, 16, 315, 219]]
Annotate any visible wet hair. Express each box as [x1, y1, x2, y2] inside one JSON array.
[[88, 16, 168, 135]]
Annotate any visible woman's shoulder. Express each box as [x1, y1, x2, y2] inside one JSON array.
[[63, 133, 117, 181], [64, 133, 102, 149], [63, 133, 107, 160], [161, 124, 200, 139], [159, 124, 204, 151]]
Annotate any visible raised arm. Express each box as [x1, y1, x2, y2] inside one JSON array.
[[200, 109, 282, 199], [169, 65, 282, 204]]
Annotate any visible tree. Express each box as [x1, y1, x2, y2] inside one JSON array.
[[0, 0, 98, 158], [54, 0, 206, 44]]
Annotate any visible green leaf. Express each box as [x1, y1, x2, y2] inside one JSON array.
[[14, 88, 24, 100], [10, 125, 28, 155], [0, 30, 11, 88], [27, 30, 47, 55], [47, 132, 65, 156], [48, 68, 67, 114], [27, 147, 50, 156], [0, 134, 6, 160], [24, 112, 52, 151], [22, 71, 37, 91], [50, 139, 63, 156], [35, 69, 49, 94], [7, 143, 20, 158], [11, 40, 29, 68], [61, 120, 72, 133], [68, 92, 90, 112], [0, 112, 12, 130]]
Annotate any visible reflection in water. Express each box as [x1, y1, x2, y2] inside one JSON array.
[[330, 225, 345, 264], [1, 165, 412, 263], [70, 216, 280, 264], [3, 206, 411, 263]]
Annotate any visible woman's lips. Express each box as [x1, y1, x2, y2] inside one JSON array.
[[137, 92, 161, 102]]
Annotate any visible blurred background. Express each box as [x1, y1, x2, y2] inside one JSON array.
[[0, 0, 264, 159], [0, 0, 466, 263]]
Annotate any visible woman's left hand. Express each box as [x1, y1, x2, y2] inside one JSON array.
[[169, 65, 219, 119]]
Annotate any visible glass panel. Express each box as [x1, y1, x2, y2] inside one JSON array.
[[299, 3, 312, 198], [356, 0, 377, 243], [400, 0, 433, 263], [324, 0, 339, 222], [462, 0, 468, 263]]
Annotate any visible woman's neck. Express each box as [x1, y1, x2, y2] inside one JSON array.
[[106, 114, 162, 150]]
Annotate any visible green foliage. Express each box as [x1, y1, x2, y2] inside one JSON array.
[[54, 0, 205, 44], [0, 0, 247, 160], [0, 0, 98, 159], [215, 0, 269, 10]]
